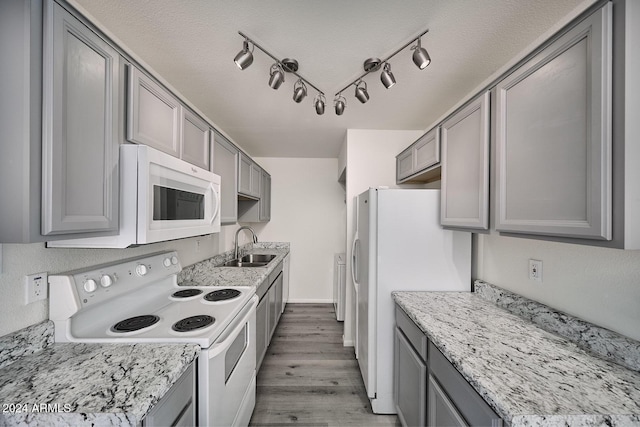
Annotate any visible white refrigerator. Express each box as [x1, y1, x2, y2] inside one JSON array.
[[352, 188, 471, 414]]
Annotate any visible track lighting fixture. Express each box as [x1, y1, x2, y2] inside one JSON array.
[[354, 81, 369, 104], [334, 29, 430, 111], [380, 63, 396, 89], [293, 79, 307, 103], [334, 94, 346, 116], [411, 38, 431, 70], [314, 94, 326, 115], [268, 63, 285, 89], [235, 28, 430, 116], [234, 39, 254, 70]]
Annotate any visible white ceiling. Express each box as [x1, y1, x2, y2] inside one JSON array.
[[72, 0, 585, 158]]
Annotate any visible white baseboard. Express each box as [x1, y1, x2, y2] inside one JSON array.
[[286, 298, 333, 303], [343, 337, 354, 347]]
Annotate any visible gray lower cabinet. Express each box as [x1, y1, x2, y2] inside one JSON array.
[[256, 294, 269, 370], [495, 3, 612, 240], [428, 374, 467, 427], [41, 0, 120, 236], [256, 264, 284, 371], [440, 91, 490, 230], [142, 363, 196, 427], [394, 327, 427, 427], [213, 131, 239, 225], [394, 305, 502, 427]]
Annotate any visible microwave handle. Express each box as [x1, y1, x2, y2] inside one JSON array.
[[210, 183, 220, 224]]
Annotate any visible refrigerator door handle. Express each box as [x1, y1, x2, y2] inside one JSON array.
[[351, 233, 359, 285]]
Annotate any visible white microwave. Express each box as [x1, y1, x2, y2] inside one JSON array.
[[50, 145, 221, 248]]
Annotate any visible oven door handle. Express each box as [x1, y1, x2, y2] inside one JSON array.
[[207, 295, 258, 359]]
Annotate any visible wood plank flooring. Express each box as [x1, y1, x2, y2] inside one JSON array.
[[250, 303, 400, 427]]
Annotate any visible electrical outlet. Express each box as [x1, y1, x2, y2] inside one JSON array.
[[25, 272, 48, 304], [529, 259, 543, 282]]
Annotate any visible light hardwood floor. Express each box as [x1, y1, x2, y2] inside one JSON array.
[[250, 303, 400, 427]]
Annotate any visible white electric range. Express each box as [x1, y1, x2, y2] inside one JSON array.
[[49, 251, 257, 427]]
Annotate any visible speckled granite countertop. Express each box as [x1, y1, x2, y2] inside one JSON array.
[[178, 242, 289, 288], [392, 291, 640, 427], [0, 342, 199, 427]]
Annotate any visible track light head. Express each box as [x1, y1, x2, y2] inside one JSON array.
[[314, 94, 326, 115], [334, 94, 346, 116], [268, 63, 285, 89], [354, 80, 369, 104], [411, 38, 431, 70], [380, 63, 396, 89], [293, 79, 308, 103], [234, 39, 253, 70]]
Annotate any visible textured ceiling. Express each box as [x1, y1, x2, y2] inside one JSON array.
[[71, 0, 586, 158]]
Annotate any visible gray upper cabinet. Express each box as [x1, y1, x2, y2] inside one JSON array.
[[440, 91, 490, 230], [127, 65, 181, 157], [238, 152, 261, 199], [213, 131, 239, 225], [396, 127, 440, 184], [259, 171, 271, 222], [495, 4, 612, 240], [41, 0, 120, 236], [181, 108, 210, 171]]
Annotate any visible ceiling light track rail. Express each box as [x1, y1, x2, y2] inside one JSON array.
[[237, 31, 324, 96], [334, 28, 430, 97]]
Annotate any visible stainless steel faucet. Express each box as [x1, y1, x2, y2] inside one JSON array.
[[234, 226, 258, 259]]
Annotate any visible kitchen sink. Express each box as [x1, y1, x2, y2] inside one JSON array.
[[221, 254, 277, 267]]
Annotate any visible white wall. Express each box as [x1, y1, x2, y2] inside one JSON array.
[[251, 157, 345, 302], [343, 129, 424, 345], [0, 230, 239, 337], [476, 233, 640, 341]]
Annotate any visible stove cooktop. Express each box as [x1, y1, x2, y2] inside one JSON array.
[[49, 251, 256, 348]]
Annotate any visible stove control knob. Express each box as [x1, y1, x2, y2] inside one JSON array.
[[163, 258, 172, 268], [171, 256, 178, 265], [100, 274, 113, 288], [83, 279, 98, 293], [135, 264, 148, 277]]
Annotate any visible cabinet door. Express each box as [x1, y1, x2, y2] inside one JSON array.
[[238, 153, 253, 197], [127, 65, 181, 157], [440, 91, 490, 230], [213, 133, 239, 224], [42, 1, 119, 235], [282, 254, 290, 313], [394, 327, 427, 427], [256, 294, 269, 370], [251, 164, 262, 198], [428, 375, 468, 427], [396, 149, 414, 181], [495, 4, 612, 240], [181, 108, 210, 170], [259, 171, 271, 221], [414, 127, 440, 173], [143, 364, 195, 427], [267, 282, 278, 340], [274, 273, 283, 324]]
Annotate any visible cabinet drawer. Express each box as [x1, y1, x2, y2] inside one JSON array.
[[395, 306, 427, 361], [429, 342, 501, 426]]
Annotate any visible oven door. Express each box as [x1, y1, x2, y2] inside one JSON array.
[[137, 145, 220, 243], [199, 296, 258, 427]]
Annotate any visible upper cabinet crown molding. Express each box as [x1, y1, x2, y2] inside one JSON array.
[[440, 91, 490, 230], [495, 3, 612, 240]]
